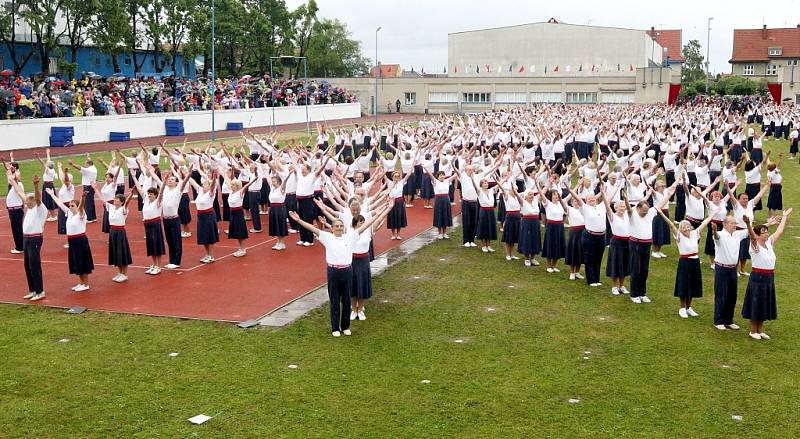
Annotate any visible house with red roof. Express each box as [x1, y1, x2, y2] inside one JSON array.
[[370, 64, 402, 78], [646, 29, 684, 65], [730, 25, 800, 80]]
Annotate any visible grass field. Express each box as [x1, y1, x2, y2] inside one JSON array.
[[1, 136, 799, 437]]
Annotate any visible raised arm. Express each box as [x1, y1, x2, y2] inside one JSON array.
[[771, 208, 793, 243]]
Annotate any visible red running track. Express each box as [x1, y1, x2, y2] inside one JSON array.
[[0, 197, 460, 322]]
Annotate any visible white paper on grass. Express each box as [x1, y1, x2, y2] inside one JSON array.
[[567, 398, 580, 404], [188, 414, 212, 425], [420, 380, 431, 384], [169, 352, 179, 357], [288, 364, 298, 369], [732, 415, 743, 422]]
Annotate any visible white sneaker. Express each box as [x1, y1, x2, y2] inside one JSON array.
[[296, 240, 304, 246], [486, 247, 495, 252], [686, 307, 699, 317], [151, 267, 161, 275], [200, 256, 210, 263], [464, 242, 471, 248], [631, 296, 642, 304], [206, 256, 215, 263], [620, 286, 630, 295], [165, 264, 179, 269], [443, 234, 450, 239], [551, 267, 560, 272], [349, 311, 357, 321], [249, 229, 263, 233], [575, 273, 584, 279], [146, 266, 155, 274], [531, 259, 540, 266], [569, 273, 576, 280], [332, 331, 341, 337], [181, 232, 192, 238], [71, 284, 81, 291], [640, 296, 651, 303], [342, 329, 352, 336], [438, 235, 445, 240], [727, 323, 740, 330], [63, 244, 70, 249], [481, 247, 489, 253], [678, 308, 688, 318], [272, 244, 282, 250], [23, 292, 36, 299], [524, 260, 532, 267], [759, 332, 771, 340], [590, 282, 602, 287], [357, 310, 366, 321], [30, 292, 46, 301], [117, 275, 128, 282], [714, 324, 728, 331], [749, 332, 762, 340], [10, 249, 22, 254], [112, 274, 122, 282], [303, 242, 313, 247], [510, 255, 519, 260], [506, 255, 512, 261], [652, 252, 662, 259], [74, 284, 90, 292], [289, 229, 299, 234], [659, 252, 667, 258], [469, 242, 478, 247], [233, 250, 246, 257], [611, 287, 620, 295], [546, 267, 554, 273]]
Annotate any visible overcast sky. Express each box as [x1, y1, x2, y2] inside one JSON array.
[[286, 0, 800, 74]]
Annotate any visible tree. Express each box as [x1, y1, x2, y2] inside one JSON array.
[[681, 39, 706, 84], [0, 0, 36, 73], [289, 0, 317, 77], [141, 0, 167, 73], [20, 0, 67, 75], [306, 19, 368, 77], [713, 75, 767, 96], [62, 0, 100, 78], [90, 0, 130, 73]]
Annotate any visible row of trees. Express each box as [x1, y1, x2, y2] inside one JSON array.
[[679, 39, 768, 97], [0, 0, 370, 78]]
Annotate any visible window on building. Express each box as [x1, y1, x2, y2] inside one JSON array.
[[789, 60, 799, 66], [125, 57, 131, 66], [565, 92, 597, 104], [495, 92, 527, 104], [600, 92, 635, 104], [743, 64, 754, 75], [94, 57, 100, 66], [462, 92, 491, 103], [404, 92, 416, 105], [768, 47, 783, 56], [530, 92, 562, 103], [428, 92, 458, 103], [48, 57, 58, 74], [767, 64, 778, 75]]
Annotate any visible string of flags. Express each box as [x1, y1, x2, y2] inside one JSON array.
[[451, 63, 637, 74]]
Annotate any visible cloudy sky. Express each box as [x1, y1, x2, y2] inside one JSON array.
[[286, 0, 800, 74]]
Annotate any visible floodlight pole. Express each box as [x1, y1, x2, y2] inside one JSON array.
[[210, 0, 216, 141], [706, 17, 713, 95], [375, 26, 381, 126]]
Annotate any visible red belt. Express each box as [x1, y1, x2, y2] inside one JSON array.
[[522, 214, 540, 219], [394, 197, 404, 201], [630, 238, 652, 243], [23, 233, 42, 238], [686, 216, 702, 223], [270, 202, 285, 206], [711, 219, 723, 224], [751, 268, 774, 274], [588, 230, 605, 236], [435, 194, 449, 197], [715, 262, 737, 269], [771, 184, 782, 187], [612, 235, 629, 240], [352, 252, 369, 258], [230, 207, 243, 211], [505, 210, 520, 215], [546, 220, 563, 224], [163, 215, 179, 220], [328, 264, 351, 269], [736, 226, 745, 231], [297, 195, 313, 200], [462, 198, 477, 203], [570, 224, 585, 230], [110, 225, 125, 230], [144, 216, 161, 224], [680, 253, 698, 259], [67, 233, 86, 239], [480, 207, 494, 211], [197, 208, 214, 214], [286, 193, 296, 196]]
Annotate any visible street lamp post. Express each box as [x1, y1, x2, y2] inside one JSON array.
[[210, 0, 216, 140], [375, 26, 381, 126], [706, 17, 713, 95]]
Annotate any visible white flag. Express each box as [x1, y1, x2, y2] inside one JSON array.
[[530, 65, 536, 73], [566, 65, 571, 72], [497, 65, 502, 73]]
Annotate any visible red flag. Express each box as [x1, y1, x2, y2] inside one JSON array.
[[518, 65, 525, 73], [485, 64, 490, 72], [629, 64, 634, 71], [591, 64, 596, 72], [553, 65, 559, 72], [454, 66, 458, 73]]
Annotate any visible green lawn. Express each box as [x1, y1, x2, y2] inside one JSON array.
[[1, 137, 799, 437]]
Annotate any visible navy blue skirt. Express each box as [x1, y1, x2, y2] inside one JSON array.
[[260, 180, 270, 204], [43, 182, 57, 210], [541, 222, 565, 260], [704, 222, 720, 256], [402, 176, 416, 196], [108, 228, 133, 266], [497, 197, 506, 223], [674, 258, 702, 298], [745, 183, 763, 211], [351, 255, 373, 299], [421, 175, 434, 199], [197, 211, 220, 245], [102, 209, 110, 234], [738, 237, 750, 261], [501, 213, 521, 244], [145, 220, 166, 256], [767, 184, 783, 210], [57, 209, 67, 235], [433, 195, 453, 228], [750, 148, 764, 164], [221, 193, 231, 221], [517, 217, 541, 255], [606, 237, 630, 278], [652, 211, 671, 246], [565, 227, 583, 265], [742, 271, 777, 321], [268, 204, 288, 237], [68, 234, 94, 275], [388, 199, 407, 229], [179, 193, 192, 225], [476, 208, 497, 240], [227, 208, 249, 240]]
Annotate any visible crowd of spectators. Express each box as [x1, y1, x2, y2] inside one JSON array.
[[0, 73, 358, 120]]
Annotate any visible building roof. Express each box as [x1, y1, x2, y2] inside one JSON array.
[[370, 64, 401, 77], [647, 29, 684, 62], [449, 19, 660, 36], [731, 26, 800, 62]]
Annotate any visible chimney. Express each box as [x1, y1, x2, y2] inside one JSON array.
[[763, 24, 768, 39]]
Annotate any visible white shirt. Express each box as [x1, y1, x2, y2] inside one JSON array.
[[6, 182, 23, 208], [161, 186, 182, 218], [750, 237, 776, 270], [107, 204, 128, 226], [544, 201, 565, 222], [58, 183, 75, 203], [609, 213, 630, 237], [580, 203, 606, 233], [713, 229, 748, 265], [318, 230, 360, 266], [228, 191, 244, 209], [676, 229, 700, 257], [629, 208, 657, 240], [195, 190, 215, 211], [22, 204, 47, 234], [269, 186, 286, 204], [65, 210, 87, 236], [142, 199, 161, 221], [80, 166, 98, 186], [459, 172, 478, 201]]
